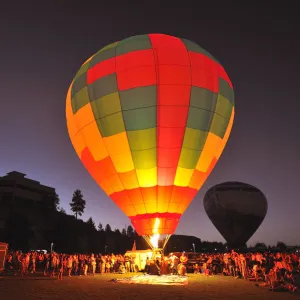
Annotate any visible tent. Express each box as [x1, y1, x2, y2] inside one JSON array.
[[0, 242, 8, 271]]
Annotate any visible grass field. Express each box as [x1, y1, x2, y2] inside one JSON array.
[[1, 273, 299, 300]]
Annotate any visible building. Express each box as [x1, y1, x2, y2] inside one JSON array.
[[0, 171, 55, 203], [0, 171, 56, 230]]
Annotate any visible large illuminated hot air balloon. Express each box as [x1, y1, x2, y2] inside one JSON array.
[[66, 34, 234, 249], [203, 182, 268, 248]]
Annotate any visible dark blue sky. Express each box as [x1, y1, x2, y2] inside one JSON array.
[[1, 1, 299, 246]]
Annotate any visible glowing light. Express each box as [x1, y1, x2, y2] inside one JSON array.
[[150, 218, 160, 249], [150, 234, 159, 249], [114, 274, 188, 285]]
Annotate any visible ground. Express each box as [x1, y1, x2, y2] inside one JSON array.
[[0, 273, 299, 300]]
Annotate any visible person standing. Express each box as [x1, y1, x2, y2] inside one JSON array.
[[67, 255, 73, 277], [90, 254, 96, 276]]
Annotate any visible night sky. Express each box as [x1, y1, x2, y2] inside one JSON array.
[[1, 1, 299, 246]]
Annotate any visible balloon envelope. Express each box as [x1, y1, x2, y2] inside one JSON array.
[[66, 34, 235, 236], [204, 182, 268, 247]]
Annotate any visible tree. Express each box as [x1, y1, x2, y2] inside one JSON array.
[[86, 217, 96, 230], [59, 207, 66, 214], [277, 241, 287, 251], [114, 228, 121, 235], [69, 189, 86, 219], [5, 213, 34, 252], [121, 228, 126, 236], [53, 192, 60, 211], [105, 224, 112, 232], [98, 222, 103, 231], [127, 225, 134, 237], [255, 242, 267, 249]]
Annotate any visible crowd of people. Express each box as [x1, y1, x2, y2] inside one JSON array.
[[3, 249, 300, 292], [180, 250, 299, 292], [4, 252, 137, 279]]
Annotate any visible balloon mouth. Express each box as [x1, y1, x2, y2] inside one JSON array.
[[130, 213, 181, 250], [143, 234, 171, 251], [143, 218, 171, 251], [130, 212, 181, 235]]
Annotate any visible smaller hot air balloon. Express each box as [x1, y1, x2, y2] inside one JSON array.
[[203, 182, 268, 248]]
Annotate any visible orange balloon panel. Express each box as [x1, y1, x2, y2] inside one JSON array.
[[66, 34, 235, 235]]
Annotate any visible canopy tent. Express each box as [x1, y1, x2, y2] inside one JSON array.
[[0, 242, 8, 271]]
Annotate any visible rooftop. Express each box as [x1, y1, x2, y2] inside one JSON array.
[[0, 171, 55, 192]]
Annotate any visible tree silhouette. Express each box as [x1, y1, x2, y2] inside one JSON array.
[[98, 222, 103, 231], [86, 217, 96, 230], [5, 213, 34, 252], [59, 207, 66, 214], [114, 228, 121, 235], [127, 225, 134, 237], [69, 189, 86, 219], [105, 224, 112, 232], [277, 241, 287, 251], [255, 242, 267, 249], [53, 192, 60, 211], [121, 228, 126, 235]]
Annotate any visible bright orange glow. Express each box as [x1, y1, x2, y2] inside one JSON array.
[[150, 217, 160, 248]]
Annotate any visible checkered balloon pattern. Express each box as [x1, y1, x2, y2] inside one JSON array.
[[66, 34, 234, 236]]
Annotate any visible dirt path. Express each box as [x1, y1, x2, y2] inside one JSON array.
[[1, 273, 299, 300]]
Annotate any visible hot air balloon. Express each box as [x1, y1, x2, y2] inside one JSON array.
[[66, 34, 235, 250], [203, 182, 268, 248]]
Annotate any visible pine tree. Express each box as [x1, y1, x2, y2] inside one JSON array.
[[121, 228, 126, 235], [98, 222, 103, 231], [53, 192, 60, 211], [86, 217, 96, 230], [59, 207, 66, 214], [277, 241, 287, 251], [69, 189, 86, 219], [105, 224, 112, 232], [127, 225, 134, 237], [114, 228, 121, 234]]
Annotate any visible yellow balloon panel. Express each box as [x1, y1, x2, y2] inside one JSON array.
[[70, 132, 86, 158], [145, 203, 158, 214], [134, 204, 147, 215], [196, 133, 222, 172], [216, 108, 235, 160], [174, 167, 194, 187], [74, 103, 95, 131], [136, 168, 157, 187], [110, 152, 134, 173], [103, 132, 131, 155], [81, 122, 108, 161], [118, 170, 140, 190]]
